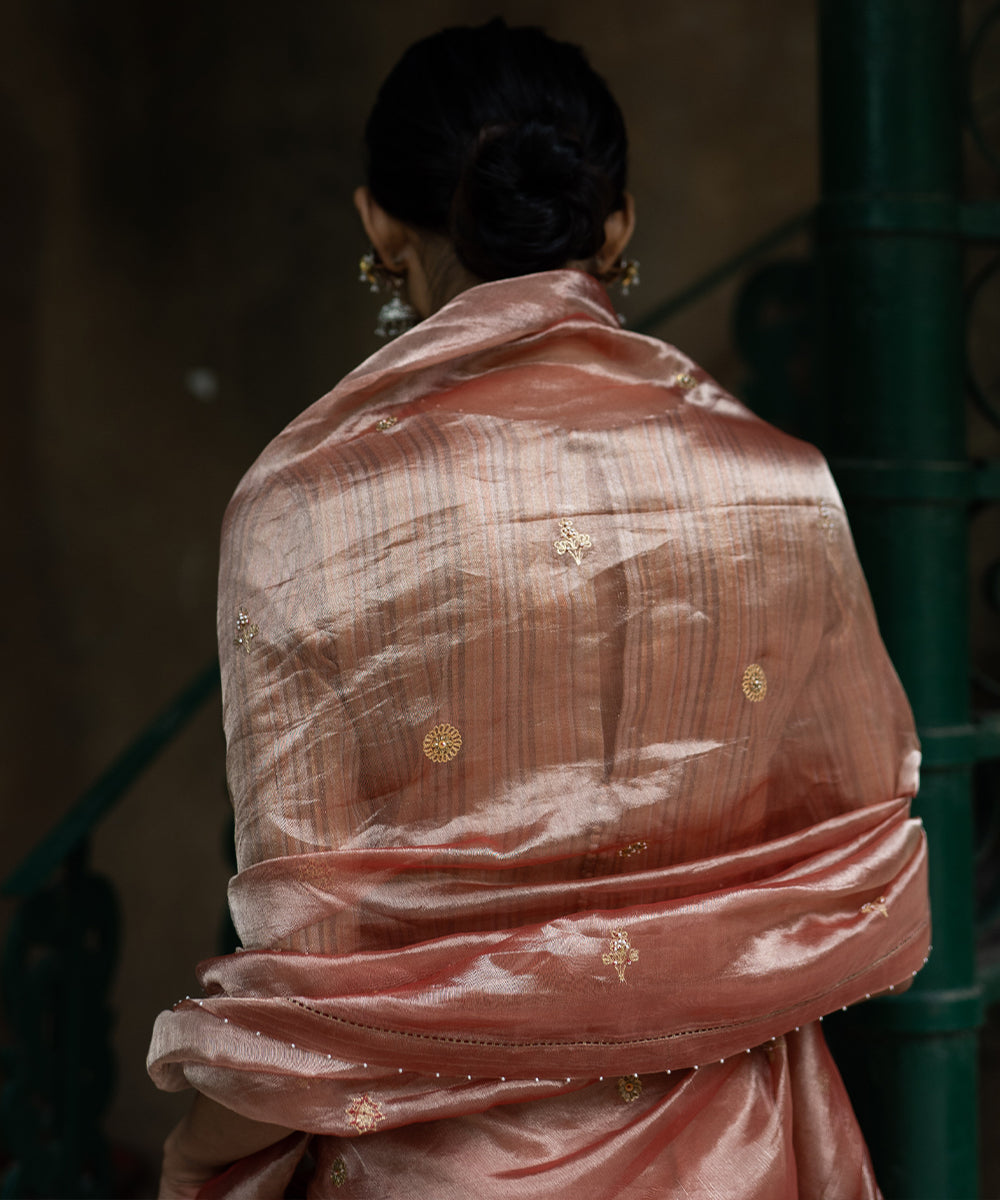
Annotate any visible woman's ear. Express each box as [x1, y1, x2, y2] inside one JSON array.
[[596, 192, 637, 273], [353, 186, 411, 272]]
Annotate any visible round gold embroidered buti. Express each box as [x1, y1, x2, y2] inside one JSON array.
[[330, 1157, 348, 1187], [617, 1074, 643, 1103], [673, 371, 697, 390], [742, 663, 767, 702], [423, 723, 462, 763], [375, 415, 398, 432]]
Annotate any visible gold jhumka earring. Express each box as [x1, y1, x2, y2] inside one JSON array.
[[604, 257, 640, 295], [602, 258, 641, 326], [359, 249, 420, 339]]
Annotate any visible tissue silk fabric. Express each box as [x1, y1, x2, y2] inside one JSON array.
[[148, 270, 929, 1199]]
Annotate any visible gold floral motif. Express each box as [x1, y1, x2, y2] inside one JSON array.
[[330, 1157, 348, 1187], [553, 519, 592, 565], [618, 841, 648, 858], [602, 928, 639, 984], [234, 607, 259, 654], [375, 416, 398, 432], [673, 370, 697, 390], [345, 1093, 385, 1134], [861, 895, 889, 919], [617, 1074, 643, 1103], [741, 663, 767, 702], [423, 723, 462, 763]]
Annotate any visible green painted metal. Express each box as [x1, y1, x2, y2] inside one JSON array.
[[0, 663, 218, 1197], [1, 660, 220, 900], [1, 846, 119, 1198], [818, 1, 981, 1196]]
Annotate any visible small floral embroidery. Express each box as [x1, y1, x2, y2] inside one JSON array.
[[742, 663, 767, 702], [554, 519, 592, 565], [861, 896, 889, 919], [375, 416, 398, 432], [345, 1093, 385, 1134], [617, 1074, 643, 1103], [673, 371, 697, 390], [423, 723, 462, 763], [234, 607, 259, 654], [818, 501, 838, 540], [618, 841, 648, 858], [602, 928, 640, 984], [330, 1157, 348, 1187]]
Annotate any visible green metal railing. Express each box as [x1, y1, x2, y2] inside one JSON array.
[[813, 3, 998, 1198], [0, 664, 220, 1199]]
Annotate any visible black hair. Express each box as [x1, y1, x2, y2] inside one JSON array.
[[364, 19, 628, 282]]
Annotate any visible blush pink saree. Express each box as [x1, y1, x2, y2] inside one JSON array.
[[148, 270, 929, 1198]]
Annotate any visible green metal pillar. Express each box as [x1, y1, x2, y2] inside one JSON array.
[[817, 2, 982, 1197]]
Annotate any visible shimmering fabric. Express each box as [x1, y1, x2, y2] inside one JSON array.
[[148, 270, 929, 1198]]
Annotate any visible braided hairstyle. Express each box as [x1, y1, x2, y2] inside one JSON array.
[[364, 19, 628, 282]]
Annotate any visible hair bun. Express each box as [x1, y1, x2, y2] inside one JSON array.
[[451, 120, 614, 281]]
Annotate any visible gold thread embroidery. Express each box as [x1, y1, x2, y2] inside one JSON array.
[[234, 607, 259, 654], [423, 723, 462, 763], [602, 928, 639, 984], [554, 519, 592, 565], [345, 1093, 385, 1134], [673, 371, 697, 390], [284, 920, 926, 1045], [330, 1157, 348, 1187], [375, 416, 397, 431], [617, 1074, 643, 1103], [618, 841, 648, 858], [818, 501, 837, 540], [861, 896, 889, 919], [741, 663, 767, 702]]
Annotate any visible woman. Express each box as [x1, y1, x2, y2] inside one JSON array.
[[149, 20, 929, 1199]]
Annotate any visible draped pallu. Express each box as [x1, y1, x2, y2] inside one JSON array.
[[149, 271, 928, 1199]]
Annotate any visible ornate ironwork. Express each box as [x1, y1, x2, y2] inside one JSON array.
[[1, 847, 118, 1198], [965, 251, 1000, 429], [965, 1, 1000, 174]]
